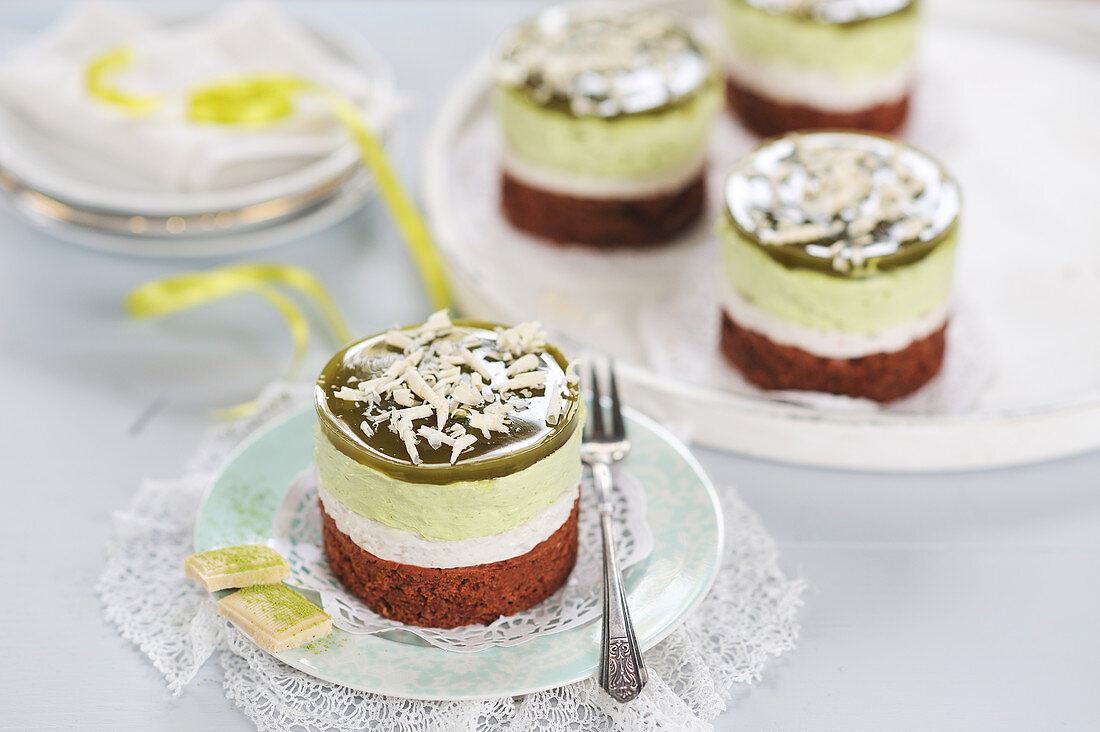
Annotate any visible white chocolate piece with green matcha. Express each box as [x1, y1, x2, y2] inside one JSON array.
[[217, 584, 332, 653], [184, 544, 289, 592]]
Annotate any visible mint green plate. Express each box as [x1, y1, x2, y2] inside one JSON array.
[[195, 405, 723, 700]]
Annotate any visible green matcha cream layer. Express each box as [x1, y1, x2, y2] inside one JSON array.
[[493, 5, 721, 183], [720, 131, 961, 335], [314, 312, 583, 541], [717, 0, 919, 77]]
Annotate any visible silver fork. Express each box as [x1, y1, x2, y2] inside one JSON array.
[[581, 360, 647, 703]]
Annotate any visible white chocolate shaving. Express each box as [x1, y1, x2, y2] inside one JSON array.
[[450, 433, 477, 464], [405, 367, 445, 410], [417, 425, 456, 449], [762, 220, 845, 245], [545, 380, 564, 425], [402, 430, 421, 464], [333, 386, 370, 402], [384, 330, 413, 349], [457, 345, 493, 382], [565, 361, 580, 387], [394, 404, 433, 421], [451, 383, 484, 407], [423, 309, 452, 332], [391, 388, 416, 407], [468, 411, 508, 438], [506, 353, 540, 376], [500, 371, 546, 392]]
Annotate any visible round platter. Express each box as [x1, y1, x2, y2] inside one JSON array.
[[423, 0, 1100, 472], [194, 405, 723, 700], [0, 14, 395, 257]]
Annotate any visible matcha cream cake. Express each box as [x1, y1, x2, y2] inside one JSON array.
[[718, 131, 960, 401], [717, 0, 918, 135], [494, 4, 722, 247], [314, 311, 583, 628]]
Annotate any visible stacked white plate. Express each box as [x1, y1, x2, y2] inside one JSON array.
[[0, 18, 395, 258]]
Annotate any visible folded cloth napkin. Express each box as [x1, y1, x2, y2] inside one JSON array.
[[0, 1, 394, 192]]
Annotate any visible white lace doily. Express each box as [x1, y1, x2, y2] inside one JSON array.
[[273, 465, 653, 653], [98, 382, 804, 731]]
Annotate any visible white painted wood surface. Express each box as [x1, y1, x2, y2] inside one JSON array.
[[1, 2, 1097, 730]]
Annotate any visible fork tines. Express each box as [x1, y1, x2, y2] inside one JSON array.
[[584, 360, 627, 443]]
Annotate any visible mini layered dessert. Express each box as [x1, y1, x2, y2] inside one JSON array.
[[494, 5, 722, 247], [718, 131, 960, 401], [717, 0, 918, 136], [314, 311, 583, 628]]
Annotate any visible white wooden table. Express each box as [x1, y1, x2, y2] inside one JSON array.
[[1, 2, 1097, 729]]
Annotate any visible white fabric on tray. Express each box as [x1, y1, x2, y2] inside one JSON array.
[[97, 382, 804, 731], [0, 1, 388, 192]]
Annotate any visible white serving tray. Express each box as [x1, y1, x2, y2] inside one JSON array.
[[423, 0, 1100, 471]]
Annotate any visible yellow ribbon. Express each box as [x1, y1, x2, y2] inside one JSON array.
[[188, 75, 310, 128], [126, 264, 353, 418], [88, 47, 452, 309], [322, 92, 452, 312], [85, 47, 162, 115]]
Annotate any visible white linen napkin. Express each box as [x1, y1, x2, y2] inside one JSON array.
[[0, 1, 394, 192]]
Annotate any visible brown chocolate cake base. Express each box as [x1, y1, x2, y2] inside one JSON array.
[[500, 170, 705, 248], [322, 499, 580, 628], [720, 311, 946, 402], [725, 77, 910, 137]]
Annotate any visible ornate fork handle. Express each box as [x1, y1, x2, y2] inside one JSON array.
[[592, 460, 647, 703]]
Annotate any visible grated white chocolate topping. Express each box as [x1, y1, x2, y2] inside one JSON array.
[[723, 132, 960, 274], [331, 311, 580, 466], [742, 0, 913, 24], [494, 5, 713, 117]]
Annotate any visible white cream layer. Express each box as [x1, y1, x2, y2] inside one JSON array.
[[725, 50, 912, 112], [721, 283, 949, 359], [319, 483, 579, 569], [501, 149, 706, 200]]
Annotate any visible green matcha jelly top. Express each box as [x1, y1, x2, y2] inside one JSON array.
[[723, 131, 960, 279], [494, 5, 717, 119], [316, 311, 581, 485]]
